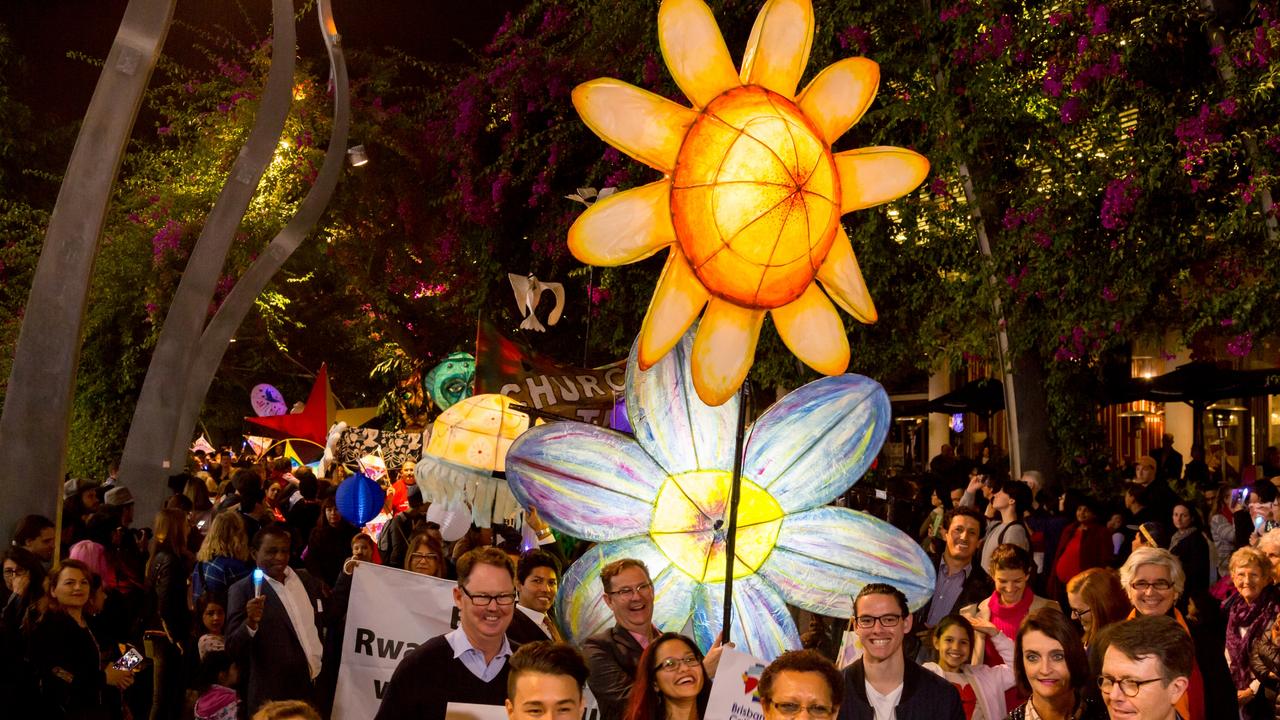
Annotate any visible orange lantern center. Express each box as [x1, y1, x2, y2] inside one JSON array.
[[670, 85, 841, 310]]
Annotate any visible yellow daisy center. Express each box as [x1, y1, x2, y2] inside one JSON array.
[[670, 85, 841, 310], [649, 470, 784, 583]]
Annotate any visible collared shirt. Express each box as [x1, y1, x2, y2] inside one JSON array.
[[263, 567, 323, 679], [517, 604, 555, 640], [926, 558, 972, 627], [865, 680, 903, 720], [445, 626, 513, 682]]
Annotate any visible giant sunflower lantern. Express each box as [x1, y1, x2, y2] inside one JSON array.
[[505, 329, 934, 660], [569, 0, 929, 406]]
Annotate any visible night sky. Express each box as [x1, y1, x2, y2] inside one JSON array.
[[0, 0, 526, 124]]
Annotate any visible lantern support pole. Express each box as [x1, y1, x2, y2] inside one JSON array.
[[720, 383, 750, 643]]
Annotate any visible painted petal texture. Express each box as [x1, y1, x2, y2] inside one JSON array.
[[638, 252, 710, 371], [798, 57, 880, 144], [691, 298, 765, 407], [628, 327, 739, 475], [555, 537, 674, 643], [568, 181, 676, 266], [692, 574, 800, 660], [739, 0, 814, 98], [761, 506, 936, 617], [834, 146, 930, 212], [572, 79, 698, 172], [506, 424, 665, 542], [658, 0, 741, 109], [769, 284, 850, 376], [650, 562, 700, 633], [744, 374, 890, 512], [816, 226, 877, 323]]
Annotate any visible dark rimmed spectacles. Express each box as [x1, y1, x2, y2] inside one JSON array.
[[460, 586, 518, 607], [1098, 675, 1163, 697], [1069, 607, 1091, 620], [767, 701, 834, 718], [853, 613, 903, 629]]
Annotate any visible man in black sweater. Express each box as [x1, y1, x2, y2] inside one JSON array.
[[838, 583, 963, 720], [374, 547, 520, 720]]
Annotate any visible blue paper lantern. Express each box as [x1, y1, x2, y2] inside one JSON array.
[[335, 472, 385, 526]]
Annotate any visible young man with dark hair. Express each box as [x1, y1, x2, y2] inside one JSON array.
[[761, 649, 844, 720], [505, 641, 590, 720], [840, 584, 964, 720], [376, 547, 520, 720], [226, 525, 326, 714], [509, 550, 565, 643], [980, 480, 1032, 571], [12, 514, 56, 564], [1096, 615, 1193, 720], [913, 507, 993, 661]]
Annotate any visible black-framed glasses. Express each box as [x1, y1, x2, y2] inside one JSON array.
[[606, 581, 653, 599], [2, 568, 27, 578], [460, 586, 518, 607], [409, 552, 439, 564], [1098, 675, 1163, 697], [1130, 580, 1173, 592], [654, 655, 700, 673], [853, 613, 903, 629], [1069, 607, 1091, 620], [767, 701, 835, 719]]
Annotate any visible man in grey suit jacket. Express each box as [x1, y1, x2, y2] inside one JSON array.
[[226, 525, 327, 714]]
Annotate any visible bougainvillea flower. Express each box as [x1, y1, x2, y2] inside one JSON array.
[[505, 329, 934, 660], [568, 0, 930, 405]]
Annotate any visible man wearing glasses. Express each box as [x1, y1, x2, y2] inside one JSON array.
[[375, 547, 521, 720], [839, 583, 963, 720], [583, 558, 659, 719], [761, 649, 843, 720], [1097, 615, 1192, 720]]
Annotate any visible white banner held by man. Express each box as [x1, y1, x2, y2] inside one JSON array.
[[333, 562, 457, 720]]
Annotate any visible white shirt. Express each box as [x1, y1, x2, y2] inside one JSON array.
[[865, 680, 903, 720], [263, 568, 323, 679], [516, 604, 554, 640]]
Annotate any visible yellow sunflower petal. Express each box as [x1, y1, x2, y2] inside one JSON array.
[[816, 226, 877, 323], [834, 146, 930, 212], [739, 0, 814, 99], [639, 251, 711, 370], [658, 0, 741, 109], [797, 57, 880, 144], [691, 298, 765, 406], [770, 284, 850, 375], [568, 181, 676, 266], [572, 79, 699, 173]]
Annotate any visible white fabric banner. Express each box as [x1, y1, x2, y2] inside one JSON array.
[[333, 563, 458, 720], [705, 648, 770, 720]]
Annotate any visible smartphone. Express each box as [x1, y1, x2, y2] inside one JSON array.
[[1234, 487, 1251, 505], [112, 647, 145, 671]]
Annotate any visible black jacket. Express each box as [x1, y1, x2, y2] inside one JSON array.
[[1249, 626, 1280, 719], [838, 656, 964, 720], [225, 569, 327, 714], [583, 624, 646, 720]]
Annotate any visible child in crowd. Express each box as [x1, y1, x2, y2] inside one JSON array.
[[923, 614, 1016, 720], [196, 594, 227, 660], [193, 651, 239, 720]]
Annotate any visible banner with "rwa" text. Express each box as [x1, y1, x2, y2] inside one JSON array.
[[333, 563, 458, 720]]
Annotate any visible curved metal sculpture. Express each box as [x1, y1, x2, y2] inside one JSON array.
[[0, 0, 176, 534], [166, 0, 351, 477]]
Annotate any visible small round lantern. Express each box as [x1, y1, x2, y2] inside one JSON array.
[[335, 472, 385, 526]]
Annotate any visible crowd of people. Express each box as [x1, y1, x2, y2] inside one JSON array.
[[3, 436, 1279, 720]]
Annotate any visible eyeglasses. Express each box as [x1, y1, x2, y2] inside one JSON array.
[[1130, 580, 1173, 592], [1098, 675, 1164, 697], [1069, 607, 1092, 620], [2, 568, 28, 578], [654, 655, 700, 673], [767, 701, 835, 719], [409, 552, 439, 564], [460, 586, 518, 607], [853, 613, 903, 629], [605, 581, 653, 599]]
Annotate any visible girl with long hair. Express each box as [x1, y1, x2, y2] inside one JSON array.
[[146, 508, 195, 720], [623, 632, 710, 720], [192, 511, 253, 602], [305, 496, 358, 587], [922, 614, 1016, 720], [1064, 568, 1130, 652]]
